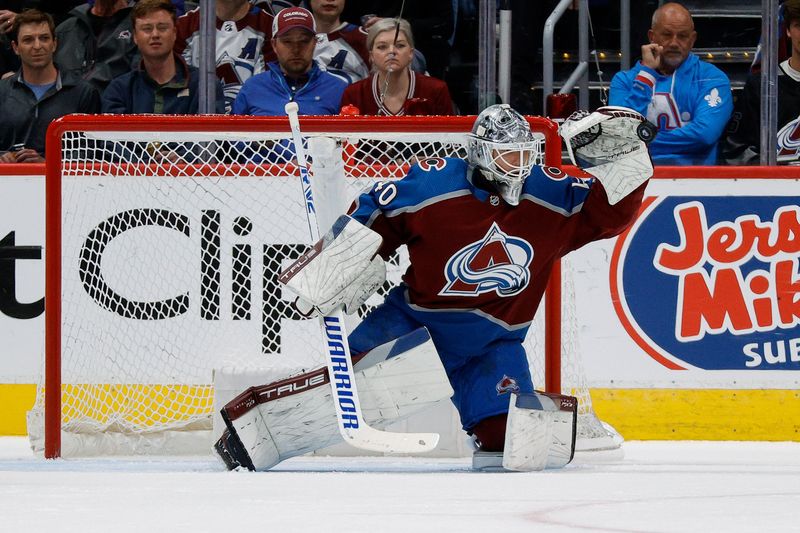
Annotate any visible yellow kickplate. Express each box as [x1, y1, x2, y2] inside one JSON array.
[[0, 384, 214, 435], [0, 384, 36, 435], [592, 388, 800, 441], [2, 385, 799, 440]]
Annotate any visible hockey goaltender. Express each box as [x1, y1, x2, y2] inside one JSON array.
[[214, 104, 656, 472]]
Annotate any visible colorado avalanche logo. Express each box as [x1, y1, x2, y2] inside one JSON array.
[[776, 117, 800, 162], [439, 223, 533, 297], [496, 375, 520, 395]]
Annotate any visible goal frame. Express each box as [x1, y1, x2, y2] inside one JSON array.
[[43, 114, 563, 459]]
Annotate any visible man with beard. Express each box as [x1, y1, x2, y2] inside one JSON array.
[[609, 2, 732, 165], [231, 6, 346, 116]]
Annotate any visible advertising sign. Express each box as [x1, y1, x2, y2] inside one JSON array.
[[612, 195, 800, 371]]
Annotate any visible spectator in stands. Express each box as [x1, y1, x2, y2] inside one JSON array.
[[0, 1, 86, 78], [749, 1, 791, 75], [609, 2, 733, 165], [340, 0, 453, 80], [176, 0, 277, 113], [723, 0, 800, 165], [340, 17, 453, 115], [232, 6, 347, 115], [54, 0, 139, 92], [309, 0, 370, 84], [91, 0, 189, 17], [1, 1, 85, 28], [0, 9, 100, 163], [102, 0, 225, 114], [252, 0, 296, 12]]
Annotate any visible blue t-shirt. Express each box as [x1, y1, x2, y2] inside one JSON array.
[[24, 80, 55, 101]]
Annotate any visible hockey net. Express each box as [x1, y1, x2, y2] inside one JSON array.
[[31, 114, 620, 458]]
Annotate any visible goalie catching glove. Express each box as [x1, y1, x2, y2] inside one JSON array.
[[559, 106, 656, 205], [279, 215, 386, 317]]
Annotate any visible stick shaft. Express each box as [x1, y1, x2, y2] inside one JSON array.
[[284, 103, 439, 453]]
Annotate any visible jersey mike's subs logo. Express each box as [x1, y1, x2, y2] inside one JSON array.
[[612, 196, 800, 370], [440, 222, 533, 297]]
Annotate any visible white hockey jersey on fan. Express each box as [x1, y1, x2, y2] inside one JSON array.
[[176, 6, 277, 112], [314, 22, 370, 84]]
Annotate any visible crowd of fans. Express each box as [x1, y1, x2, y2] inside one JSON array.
[[0, 0, 795, 166]]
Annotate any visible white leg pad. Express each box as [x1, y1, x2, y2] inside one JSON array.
[[502, 391, 577, 472], [217, 328, 453, 470]]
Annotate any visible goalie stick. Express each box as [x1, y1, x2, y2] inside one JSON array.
[[284, 102, 439, 453]]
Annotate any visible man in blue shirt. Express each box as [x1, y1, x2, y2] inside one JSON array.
[[609, 2, 732, 165], [232, 6, 347, 116]]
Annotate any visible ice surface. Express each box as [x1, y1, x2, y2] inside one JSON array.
[[1, 437, 798, 533]]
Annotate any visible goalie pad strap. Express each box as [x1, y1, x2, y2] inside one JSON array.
[[502, 391, 577, 472], [279, 215, 386, 315]]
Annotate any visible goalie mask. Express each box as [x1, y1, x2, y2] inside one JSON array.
[[468, 104, 539, 206]]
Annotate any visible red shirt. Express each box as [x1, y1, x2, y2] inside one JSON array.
[[340, 70, 453, 115]]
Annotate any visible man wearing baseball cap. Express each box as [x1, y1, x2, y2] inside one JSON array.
[[232, 7, 347, 116]]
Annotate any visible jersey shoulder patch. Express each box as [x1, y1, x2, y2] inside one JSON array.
[[406, 157, 470, 192], [373, 158, 470, 210], [416, 157, 449, 172], [521, 166, 593, 215]]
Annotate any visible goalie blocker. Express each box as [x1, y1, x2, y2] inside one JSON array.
[[215, 327, 453, 471], [279, 214, 386, 318]]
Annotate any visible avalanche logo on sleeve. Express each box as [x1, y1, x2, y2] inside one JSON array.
[[496, 375, 520, 395], [439, 223, 533, 297], [611, 196, 800, 371]]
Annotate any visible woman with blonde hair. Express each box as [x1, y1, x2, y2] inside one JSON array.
[[340, 17, 453, 115]]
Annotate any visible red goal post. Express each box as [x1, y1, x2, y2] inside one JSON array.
[[40, 114, 566, 459]]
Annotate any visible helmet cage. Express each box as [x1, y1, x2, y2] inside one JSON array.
[[468, 104, 540, 206], [469, 138, 539, 205]]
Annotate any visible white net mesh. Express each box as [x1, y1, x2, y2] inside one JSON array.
[[523, 257, 623, 451], [30, 116, 619, 456]]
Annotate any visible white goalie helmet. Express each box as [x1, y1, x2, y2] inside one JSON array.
[[468, 104, 539, 206]]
